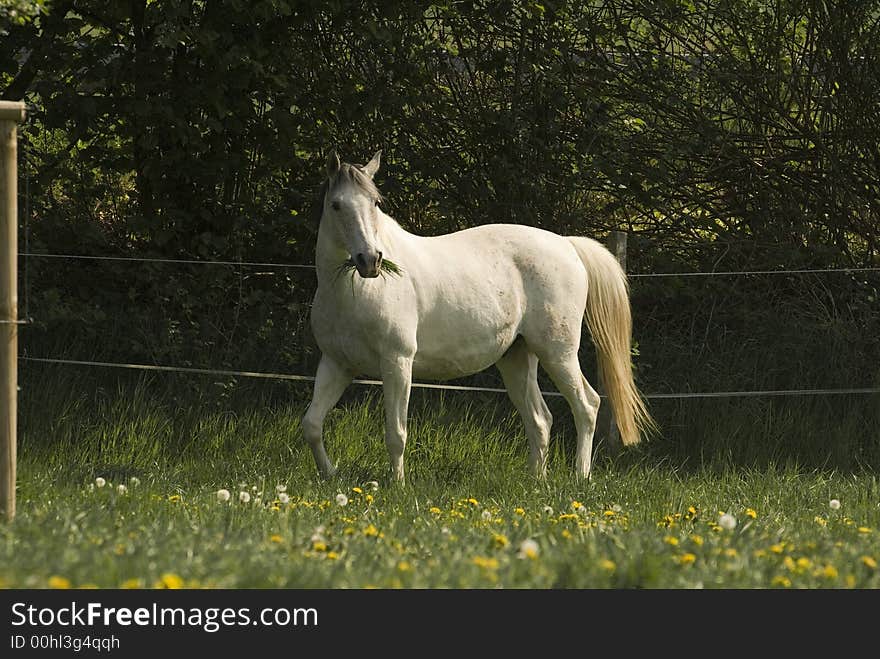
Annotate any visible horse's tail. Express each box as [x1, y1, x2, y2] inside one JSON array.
[[566, 236, 657, 446]]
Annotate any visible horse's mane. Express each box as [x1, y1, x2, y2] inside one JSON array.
[[309, 161, 385, 225]]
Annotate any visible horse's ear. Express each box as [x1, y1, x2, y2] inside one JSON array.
[[326, 149, 340, 178], [362, 150, 381, 178]]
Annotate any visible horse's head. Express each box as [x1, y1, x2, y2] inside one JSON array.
[[320, 149, 385, 278]]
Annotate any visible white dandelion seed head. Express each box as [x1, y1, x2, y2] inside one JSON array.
[[275, 484, 287, 493], [829, 499, 841, 510], [335, 493, 349, 507], [254, 497, 262, 506], [542, 506, 554, 516], [481, 510, 493, 521], [239, 491, 251, 503], [216, 489, 231, 503], [278, 493, 290, 504], [95, 477, 106, 488], [719, 513, 737, 530], [441, 526, 451, 535], [251, 485, 258, 491], [117, 484, 127, 494], [129, 477, 141, 486], [518, 538, 540, 559], [366, 481, 379, 491], [612, 504, 623, 513]]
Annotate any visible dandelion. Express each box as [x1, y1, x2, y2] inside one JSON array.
[[471, 556, 499, 570], [723, 548, 738, 558], [858, 527, 872, 534], [690, 534, 704, 546], [663, 536, 679, 546], [571, 501, 583, 510], [95, 477, 106, 488], [366, 481, 379, 491], [517, 538, 539, 560], [312, 540, 327, 552], [335, 493, 349, 507], [352, 487, 363, 494], [677, 553, 697, 566], [718, 513, 737, 531], [120, 578, 142, 589], [48, 576, 71, 589], [441, 527, 451, 535], [239, 491, 251, 503], [771, 575, 791, 588], [745, 508, 757, 519], [829, 499, 841, 510], [363, 524, 379, 537], [542, 506, 554, 516], [326, 551, 340, 560], [157, 573, 184, 589], [216, 489, 231, 503], [365, 494, 374, 504], [481, 510, 493, 521], [467, 498, 479, 506], [129, 477, 141, 487], [167, 494, 181, 503], [251, 485, 258, 491], [117, 484, 127, 494], [770, 543, 785, 554], [269, 534, 283, 543], [492, 533, 509, 549], [429, 506, 441, 515], [514, 507, 526, 516], [275, 484, 287, 493], [861, 556, 877, 569], [397, 561, 412, 572], [821, 565, 838, 579]]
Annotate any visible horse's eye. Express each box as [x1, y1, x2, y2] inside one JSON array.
[[331, 201, 340, 211], [374, 199, 380, 207]]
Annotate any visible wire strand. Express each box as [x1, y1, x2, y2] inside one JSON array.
[[21, 357, 880, 399], [17, 252, 880, 278]]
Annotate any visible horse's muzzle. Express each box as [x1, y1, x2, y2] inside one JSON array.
[[355, 251, 383, 278]]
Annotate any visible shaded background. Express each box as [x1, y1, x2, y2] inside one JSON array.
[[2, 0, 878, 468]]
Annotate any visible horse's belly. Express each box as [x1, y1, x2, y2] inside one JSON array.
[[412, 318, 518, 380]]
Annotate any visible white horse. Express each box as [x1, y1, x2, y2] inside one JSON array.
[[303, 150, 655, 483]]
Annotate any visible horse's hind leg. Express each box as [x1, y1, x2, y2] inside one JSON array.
[[496, 338, 553, 478], [302, 356, 352, 478], [537, 352, 601, 480]]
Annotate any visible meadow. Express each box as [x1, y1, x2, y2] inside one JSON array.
[[2, 366, 878, 590]]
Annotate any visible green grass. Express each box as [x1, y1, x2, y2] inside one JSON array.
[[2, 368, 879, 589]]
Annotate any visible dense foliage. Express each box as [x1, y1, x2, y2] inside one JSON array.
[[2, 1, 878, 453]]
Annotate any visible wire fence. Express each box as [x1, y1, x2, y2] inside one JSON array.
[[17, 250, 880, 401]]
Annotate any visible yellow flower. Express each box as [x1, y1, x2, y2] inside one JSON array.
[[561, 529, 572, 539], [753, 549, 767, 558], [676, 553, 696, 566], [514, 507, 526, 516], [770, 543, 785, 554], [571, 501, 583, 510], [663, 536, 679, 546], [558, 513, 578, 521], [48, 576, 71, 589], [269, 534, 283, 543], [771, 575, 792, 588], [861, 556, 877, 569], [783, 556, 796, 571], [363, 524, 379, 537], [120, 578, 142, 589], [429, 507, 441, 515], [690, 534, 704, 546], [157, 573, 184, 589], [365, 494, 374, 504], [723, 548, 738, 558], [820, 565, 838, 579], [467, 498, 479, 506], [397, 561, 412, 572], [492, 533, 509, 549], [796, 557, 812, 570], [326, 551, 340, 560], [352, 487, 363, 494], [814, 516, 827, 527], [858, 527, 872, 534], [745, 508, 757, 519], [312, 541, 327, 552], [471, 556, 499, 570], [845, 574, 856, 587], [167, 494, 182, 503], [599, 559, 616, 572], [603, 510, 616, 518]]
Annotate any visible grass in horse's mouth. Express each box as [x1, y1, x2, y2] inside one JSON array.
[[336, 257, 403, 281]]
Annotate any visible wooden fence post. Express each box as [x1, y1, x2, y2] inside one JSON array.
[[596, 230, 627, 455], [1, 101, 26, 522]]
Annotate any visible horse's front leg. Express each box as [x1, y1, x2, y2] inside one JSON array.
[[303, 356, 352, 478], [380, 355, 413, 483]]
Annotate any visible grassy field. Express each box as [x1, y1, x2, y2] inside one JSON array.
[[2, 367, 879, 589]]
